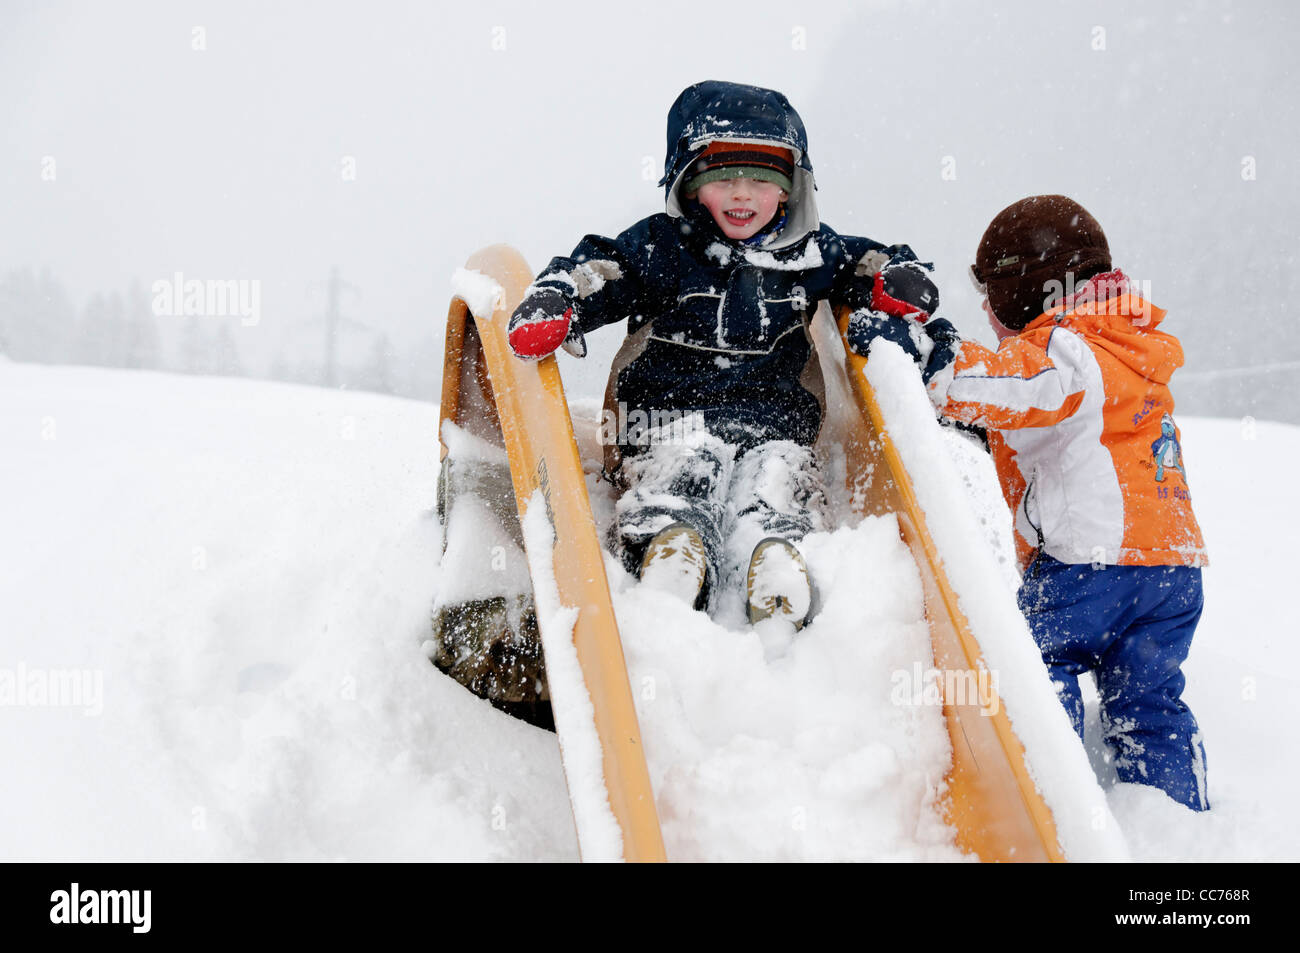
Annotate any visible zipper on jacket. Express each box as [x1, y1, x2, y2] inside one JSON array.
[[1023, 477, 1044, 550]]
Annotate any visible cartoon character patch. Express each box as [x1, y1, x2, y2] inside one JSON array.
[[1150, 413, 1186, 482]]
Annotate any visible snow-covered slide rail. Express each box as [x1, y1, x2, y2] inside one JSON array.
[[440, 246, 666, 862], [814, 306, 1129, 862]]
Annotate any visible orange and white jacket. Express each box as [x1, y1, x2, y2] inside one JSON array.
[[926, 290, 1207, 571]]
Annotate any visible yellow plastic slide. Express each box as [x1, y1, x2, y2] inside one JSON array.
[[438, 245, 1064, 862]]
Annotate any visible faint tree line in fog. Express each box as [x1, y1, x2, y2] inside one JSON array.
[[0, 267, 438, 400]]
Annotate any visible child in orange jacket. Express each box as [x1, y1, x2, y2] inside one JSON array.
[[850, 195, 1210, 810]]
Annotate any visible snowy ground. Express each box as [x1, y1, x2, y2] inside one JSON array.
[[1, 361, 1296, 861], [0, 361, 574, 861], [1098, 416, 1300, 861]]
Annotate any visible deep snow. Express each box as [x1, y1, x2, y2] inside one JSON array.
[[1, 361, 1296, 861], [0, 362, 575, 861]]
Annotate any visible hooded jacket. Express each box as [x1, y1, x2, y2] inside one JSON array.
[[529, 81, 919, 467], [926, 287, 1208, 570]]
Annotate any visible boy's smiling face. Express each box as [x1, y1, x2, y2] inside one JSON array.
[[693, 177, 786, 241]]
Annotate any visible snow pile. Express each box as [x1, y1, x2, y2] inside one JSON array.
[[450, 268, 504, 320], [432, 420, 531, 606], [607, 522, 963, 861], [742, 236, 825, 271]]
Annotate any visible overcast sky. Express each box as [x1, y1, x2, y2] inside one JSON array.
[[3, 0, 1296, 416]]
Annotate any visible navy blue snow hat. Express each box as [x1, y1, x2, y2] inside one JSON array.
[[660, 80, 819, 245], [660, 81, 813, 192]]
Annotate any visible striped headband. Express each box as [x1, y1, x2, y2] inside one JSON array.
[[684, 141, 795, 193]]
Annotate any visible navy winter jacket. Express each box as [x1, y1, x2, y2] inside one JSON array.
[[531, 81, 921, 466]]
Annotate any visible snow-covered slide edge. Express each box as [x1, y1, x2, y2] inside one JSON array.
[[449, 250, 660, 862], [521, 490, 625, 862], [450, 268, 506, 320], [865, 342, 1130, 862], [451, 264, 624, 859]]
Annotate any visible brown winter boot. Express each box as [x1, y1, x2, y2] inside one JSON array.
[[746, 537, 813, 629], [639, 522, 709, 610]]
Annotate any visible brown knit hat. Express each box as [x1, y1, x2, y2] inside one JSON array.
[[972, 195, 1111, 330]]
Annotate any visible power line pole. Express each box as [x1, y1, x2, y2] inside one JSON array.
[[324, 266, 342, 387], [310, 266, 362, 388]]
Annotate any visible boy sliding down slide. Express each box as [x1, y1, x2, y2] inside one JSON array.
[[507, 80, 938, 630], [849, 195, 1211, 810]]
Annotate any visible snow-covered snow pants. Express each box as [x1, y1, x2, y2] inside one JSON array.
[[1017, 554, 1209, 810], [614, 430, 826, 607]]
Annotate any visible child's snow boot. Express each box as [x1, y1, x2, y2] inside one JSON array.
[[746, 537, 813, 629], [639, 522, 709, 610]]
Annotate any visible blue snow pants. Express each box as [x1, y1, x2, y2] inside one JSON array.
[[1017, 554, 1209, 811]]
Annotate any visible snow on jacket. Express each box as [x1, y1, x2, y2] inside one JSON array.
[[529, 80, 920, 467], [925, 287, 1208, 571]]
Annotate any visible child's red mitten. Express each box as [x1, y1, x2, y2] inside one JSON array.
[[872, 262, 939, 323], [508, 289, 575, 360]]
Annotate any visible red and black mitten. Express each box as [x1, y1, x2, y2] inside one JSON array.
[[508, 288, 577, 360], [872, 262, 939, 323]]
